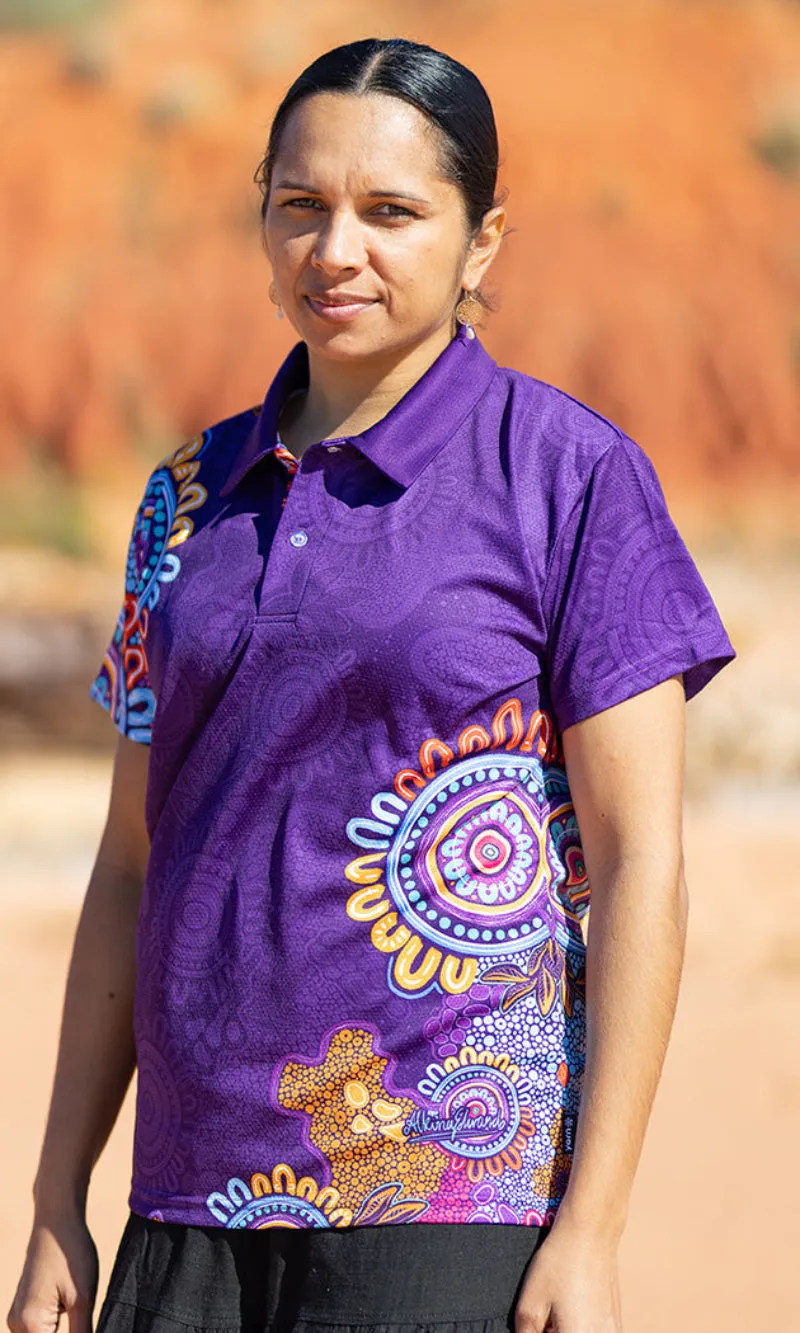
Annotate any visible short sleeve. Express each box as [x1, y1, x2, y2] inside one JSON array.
[[89, 470, 168, 744], [542, 434, 736, 732]]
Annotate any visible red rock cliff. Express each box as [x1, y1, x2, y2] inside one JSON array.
[[0, 0, 798, 504]]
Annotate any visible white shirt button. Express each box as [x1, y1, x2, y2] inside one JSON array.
[[326, 444, 341, 453], [289, 529, 308, 548]]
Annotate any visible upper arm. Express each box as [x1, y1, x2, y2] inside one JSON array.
[[96, 733, 150, 884], [539, 432, 732, 901], [561, 675, 686, 892]]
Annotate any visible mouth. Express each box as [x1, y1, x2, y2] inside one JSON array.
[[304, 293, 378, 322]]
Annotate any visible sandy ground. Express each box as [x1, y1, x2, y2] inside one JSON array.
[[2, 550, 799, 1332]]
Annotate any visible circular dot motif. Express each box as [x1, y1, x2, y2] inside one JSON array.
[[153, 855, 237, 980], [135, 1040, 184, 1178], [386, 754, 562, 957], [230, 1195, 331, 1229], [426, 1064, 521, 1160], [249, 647, 348, 760], [468, 827, 512, 874]]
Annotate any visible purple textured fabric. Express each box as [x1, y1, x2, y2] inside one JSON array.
[[90, 325, 735, 1231]]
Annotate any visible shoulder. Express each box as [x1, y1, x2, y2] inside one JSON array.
[[490, 362, 661, 511], [496, 364, 623, 468], [123, 402, 261, 580], [153, 402, 261, 487], [146, 401, 260, 516]]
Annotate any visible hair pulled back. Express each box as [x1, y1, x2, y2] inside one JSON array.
[[254, 38, 500, 236]]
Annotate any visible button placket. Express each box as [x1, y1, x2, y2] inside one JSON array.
[[254, 450, 330, 620]]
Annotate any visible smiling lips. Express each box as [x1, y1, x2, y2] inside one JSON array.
[[304, 293, 377, 321]]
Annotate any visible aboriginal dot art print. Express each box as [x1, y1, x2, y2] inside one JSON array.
[[90, 327, 735, 1229]]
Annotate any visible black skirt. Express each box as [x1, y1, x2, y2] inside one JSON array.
[[96, 1212, 549, 1333]]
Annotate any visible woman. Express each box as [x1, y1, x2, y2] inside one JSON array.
[[9, 37, 735, 1333]]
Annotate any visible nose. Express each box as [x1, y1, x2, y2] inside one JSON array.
[[310, 207, 366, 275]]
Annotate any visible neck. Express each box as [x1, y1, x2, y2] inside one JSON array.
[[281, 322, 455, 455]]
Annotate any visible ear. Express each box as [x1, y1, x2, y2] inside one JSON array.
[[461, 203, 506, 291]]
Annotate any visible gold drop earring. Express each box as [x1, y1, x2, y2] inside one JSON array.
[[454, 289, 482, 340], [269, 280, 284, 320]]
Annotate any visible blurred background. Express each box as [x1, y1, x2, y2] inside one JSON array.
[[1, 0, 798, 1328]]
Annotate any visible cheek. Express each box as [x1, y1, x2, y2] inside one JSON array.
[[270, 235, 313, 276], [372, 234, 464, 302], [263, 215, 314, 273]]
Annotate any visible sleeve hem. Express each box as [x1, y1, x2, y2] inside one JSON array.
[[556, 640, 736, 733], [88, 679, 153, 745]]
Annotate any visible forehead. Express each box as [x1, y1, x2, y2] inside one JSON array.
[[272, 91, 449, 193]]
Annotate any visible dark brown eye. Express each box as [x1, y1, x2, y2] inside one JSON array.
[[371, 203, 415, 218], [283, 197, 324, 210]]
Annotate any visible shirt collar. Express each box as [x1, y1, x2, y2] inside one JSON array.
[[219, 324, 497, 497]]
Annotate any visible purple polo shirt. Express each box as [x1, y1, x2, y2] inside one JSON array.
[[90, 325, 735, 1229]]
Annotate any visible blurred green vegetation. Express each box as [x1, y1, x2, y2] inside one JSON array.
[[0, 0, 115, 30], [751, 117, 800, 178], [0, 461, 92, 559]]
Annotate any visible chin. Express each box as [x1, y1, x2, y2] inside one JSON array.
[[298, 322, 401, 362], [295, 314, 434, 365]]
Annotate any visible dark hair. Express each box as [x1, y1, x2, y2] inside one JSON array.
[[254, 38, 500, 237]]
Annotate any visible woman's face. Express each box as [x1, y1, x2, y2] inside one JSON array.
[[263, 91, 504, 363]]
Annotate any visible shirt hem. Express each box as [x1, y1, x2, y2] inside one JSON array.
[[129, 1194, 555, 1231]]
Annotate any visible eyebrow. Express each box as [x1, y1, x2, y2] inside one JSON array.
[[273, 180, 429, 204]]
